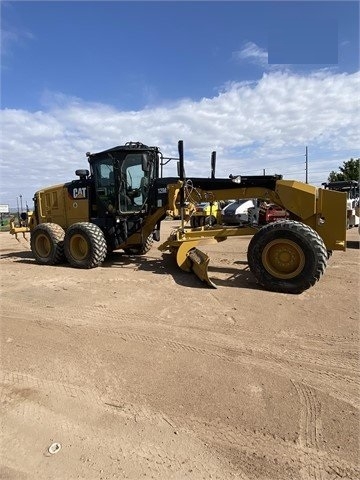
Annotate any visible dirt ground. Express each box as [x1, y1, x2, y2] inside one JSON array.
[[1, 221, 359, 480]]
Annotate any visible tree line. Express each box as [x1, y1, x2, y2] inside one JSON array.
[[328, 158, 359, 182]]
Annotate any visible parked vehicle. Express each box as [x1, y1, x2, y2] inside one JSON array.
[[322, 181, 359, 229], [258, 202, 290, 224], [221, 199, 256, 225], [190, 201, 222, 227]]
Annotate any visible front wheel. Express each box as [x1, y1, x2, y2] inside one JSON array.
[[64, 222, 107, 268], [247, 220, 328, 294]]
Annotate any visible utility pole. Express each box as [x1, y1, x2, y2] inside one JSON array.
[[16, 197, 20, 224], [263, 168, 266, 176], [305, 146, 308, 184]]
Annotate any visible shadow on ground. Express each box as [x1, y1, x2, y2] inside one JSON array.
[[2, 247, 260, 291], [346, 240, 359, 250], [0, 249, 34, 262], [105, 251, 261, 291]]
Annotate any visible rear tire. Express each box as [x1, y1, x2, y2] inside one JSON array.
[[64, 222, 107, 268], [123, 234, 153, 255], [190, 217, 198, 228], [30, 223, 65, 265], [247, 220, 327, 294], [204, 215, 217, 226]]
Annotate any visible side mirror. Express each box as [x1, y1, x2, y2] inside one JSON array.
[[142, 154, 150, 172], [75, 169, 89, 180]]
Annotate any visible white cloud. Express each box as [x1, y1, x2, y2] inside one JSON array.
[[1, 70, 359, 207], [1, 25, 34, 59], [232, 41, 269, 68]]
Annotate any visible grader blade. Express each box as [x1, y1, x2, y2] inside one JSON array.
[[187, 247, 217, 289], [174, 241, 217, 288]]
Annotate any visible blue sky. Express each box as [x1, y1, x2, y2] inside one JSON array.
[[1, 1, 359, 207]]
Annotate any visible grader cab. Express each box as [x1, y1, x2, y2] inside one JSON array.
[[10, 140, 347, 294]]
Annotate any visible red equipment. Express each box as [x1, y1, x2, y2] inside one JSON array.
[[258, 203, 290, 225]]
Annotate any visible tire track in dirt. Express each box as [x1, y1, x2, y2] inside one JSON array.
[[176, 414, 359, 480], [65, 307, 359, 374], [4, 301, 359, 360], [83, 323, 359, 410], [8, 277, 357, 358], [3, 370, 358, 480], [3, 309, 358, 409], [0, 371, 232, 479], [3, 310, 359, 476], [291, 381, 324, 480], [1, 372, 103, 477], [77, 307, 359, 370]]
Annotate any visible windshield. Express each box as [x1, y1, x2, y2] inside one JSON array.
[[119, 153, 149, 213], [91, 151, 154, 215], [94, 160, 114, 188]]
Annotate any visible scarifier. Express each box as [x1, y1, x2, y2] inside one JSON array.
[[10, 140, 347, 293]]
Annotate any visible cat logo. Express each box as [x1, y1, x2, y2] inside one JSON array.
[[72, 187, 87, 199]]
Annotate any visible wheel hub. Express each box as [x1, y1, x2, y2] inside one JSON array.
[[69, 234, 89, 260], [262, 239, 305, 279], [35, 234, 51, 258]]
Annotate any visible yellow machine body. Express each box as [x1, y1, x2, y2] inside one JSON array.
[[162, 179, 347, 249], [159, 179, 347, 290], [10, 183, 90, 239], [34, 184, 90, 228], [9, 140, 348, 293]]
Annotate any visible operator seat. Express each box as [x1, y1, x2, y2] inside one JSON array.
[[140, 176, 148, 199]]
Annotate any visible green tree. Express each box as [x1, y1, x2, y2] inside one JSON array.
[[328, 158, 359, 182]]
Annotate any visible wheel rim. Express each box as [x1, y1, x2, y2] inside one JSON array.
[[69, 234, 89, 260], [35, 233, 51, 258], [262, 239, 305, 279]]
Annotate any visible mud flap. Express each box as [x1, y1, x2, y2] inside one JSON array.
[[174, 241, 217, 288]]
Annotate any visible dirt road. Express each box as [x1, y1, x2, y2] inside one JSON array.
[[1, 222, 359, 480]]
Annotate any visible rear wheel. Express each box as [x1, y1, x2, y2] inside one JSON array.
[[204, 215, 217, 226], [190, 217, 198, 228], [31, 223, 65, 265], [123, 234, 153, 255], [247, 220, 327, 293], [64, 222, 107, 268]]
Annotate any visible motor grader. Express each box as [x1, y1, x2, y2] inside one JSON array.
[[10, 140, 347, 294]]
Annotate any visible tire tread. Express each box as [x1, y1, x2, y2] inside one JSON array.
[[64, 222, 107, 268], [247, 220, 328, 294], [30, 223, 65, 265]]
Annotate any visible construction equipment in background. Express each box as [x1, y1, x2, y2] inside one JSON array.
[[10, 140, 347, 293], [222, 199, 256, 225], [189, 150, 222, 227], [189, 198, 290, 229], [190, 201, 222, 227], [258, 202, 290, 224], [322, 180, 359, 229]]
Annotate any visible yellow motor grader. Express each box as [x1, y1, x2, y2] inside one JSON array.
[[11, 140, 347, 294]]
